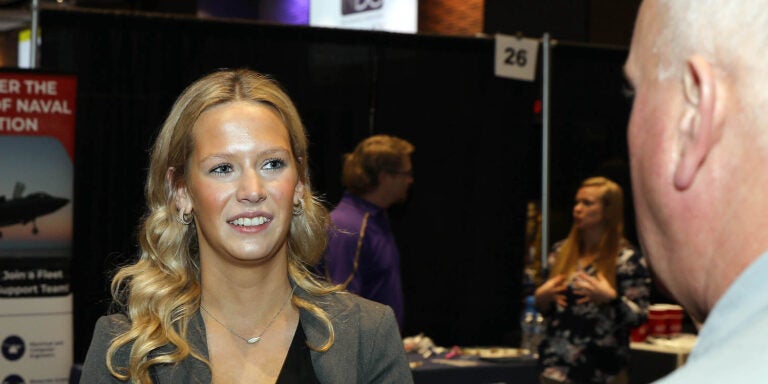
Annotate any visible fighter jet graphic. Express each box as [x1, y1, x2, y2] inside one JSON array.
[[0, 182, 69, 238]]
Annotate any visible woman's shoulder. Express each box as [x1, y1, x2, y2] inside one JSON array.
[[551, 239, 566, 251], [93, 313, 131, 334], [617, 239, 642, 261], [88, 314, 133, 353], [81, 313, 133, 378], [312, 290, 391, 316], [299, 291, 410, 383], [299, 290, 398, 346], [547, 239, 567, 263], [616, 239, 649, 276], [306, 290, 395, 329]]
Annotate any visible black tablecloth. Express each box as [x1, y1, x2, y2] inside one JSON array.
[[409, 352, 540, 384], [72, 352, 541, 384]]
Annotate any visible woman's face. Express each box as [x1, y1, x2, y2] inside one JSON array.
[[573, 186, 605, 232], [178, 101, 303, 266]]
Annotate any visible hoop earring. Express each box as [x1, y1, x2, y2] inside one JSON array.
[[292, 199, 305, 216], [177, 209, 193, 225]]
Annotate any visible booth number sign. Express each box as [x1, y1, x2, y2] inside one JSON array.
[[494, 34, 540, 82]]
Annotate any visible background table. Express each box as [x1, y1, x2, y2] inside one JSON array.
[[409, 352, 540, 384], [629, 335, 696, 383]]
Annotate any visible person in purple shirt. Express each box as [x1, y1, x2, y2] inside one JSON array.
[[322, 134, 415, 328]]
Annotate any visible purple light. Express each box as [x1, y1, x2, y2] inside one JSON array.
[[197, 0, 310, 25], [269, 0, 310, 25]]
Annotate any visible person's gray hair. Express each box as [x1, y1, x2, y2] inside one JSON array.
[[655, 0, 768, 137]]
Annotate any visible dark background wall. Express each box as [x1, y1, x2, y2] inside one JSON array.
[[483, 0, 642, 47], [65, 0, 643, 46], [36, 4, 644, 363]]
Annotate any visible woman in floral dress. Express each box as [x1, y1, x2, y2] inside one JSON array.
[[534, 176, 650, 383]]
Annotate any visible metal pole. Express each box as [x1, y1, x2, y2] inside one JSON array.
[[30, 0, 39, 69], [540, 33, 551, 271]]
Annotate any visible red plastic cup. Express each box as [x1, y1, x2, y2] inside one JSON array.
[[648, 304, 668, 338], [630, 322, 649, 342], [666, 304, 684, 337]]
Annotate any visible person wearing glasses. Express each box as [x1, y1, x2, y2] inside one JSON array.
[[321, 134, 415, 329]]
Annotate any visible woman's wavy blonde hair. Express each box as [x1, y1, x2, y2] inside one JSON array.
[[106, 68, 340, 383], [549, 176, 625, 288]]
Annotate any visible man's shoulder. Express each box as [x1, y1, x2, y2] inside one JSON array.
[[330, 200, 375, 232], [331, 196, 365, 217], [656, 336, 768, 384], [330, 204, 365, 220]]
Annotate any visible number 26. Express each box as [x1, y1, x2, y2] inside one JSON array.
[[504, 47, 528, 67]]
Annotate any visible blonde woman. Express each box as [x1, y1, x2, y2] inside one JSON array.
[[80, 69, 412, 383], [534, 177, 650, 384]]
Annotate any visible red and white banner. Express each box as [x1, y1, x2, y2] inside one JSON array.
[[0, 70, 77, 383]]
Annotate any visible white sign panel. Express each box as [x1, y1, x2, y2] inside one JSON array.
[[310, 0, 417, 33], [1, 296, 73, 383], [494, 34, 540, 82]]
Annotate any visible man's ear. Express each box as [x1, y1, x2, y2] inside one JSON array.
[[167, 167, 192, 213], [673, 55, 723, 190]]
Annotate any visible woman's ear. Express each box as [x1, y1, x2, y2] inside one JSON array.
[[293, 180, 305, 205], [294, 156, 307, 203], [167, 167, 192, 213]]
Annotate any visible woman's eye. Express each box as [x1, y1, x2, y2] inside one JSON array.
[[263, 158, 286, 171], [210, 164, 233, 174]]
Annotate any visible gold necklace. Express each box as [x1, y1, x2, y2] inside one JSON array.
[[200, 285, 296, 345]]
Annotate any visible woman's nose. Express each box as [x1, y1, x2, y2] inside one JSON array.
[[237, 169, 266, 203]]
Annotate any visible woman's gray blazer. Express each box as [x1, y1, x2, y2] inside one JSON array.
[[79, 286, 414, 383]]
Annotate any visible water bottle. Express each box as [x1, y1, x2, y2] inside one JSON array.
[[532, 311, 545, 356], [520, 295, 544, 357], [520, 295, 536, 354]]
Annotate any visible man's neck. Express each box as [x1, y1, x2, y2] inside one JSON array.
[[359, 190, 390, 209]]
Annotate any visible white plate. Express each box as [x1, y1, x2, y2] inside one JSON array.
[[462, 347, 531, 362]]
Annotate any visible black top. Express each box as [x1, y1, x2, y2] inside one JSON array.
[[276, 321, 321, 384]]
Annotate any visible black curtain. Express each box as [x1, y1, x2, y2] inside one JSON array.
[[39, 8, 635, 363], [548, 43, 636, 246]]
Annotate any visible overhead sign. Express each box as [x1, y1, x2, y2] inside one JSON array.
[[311, 0, 417, 33], [495, 34, 540, 82]]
